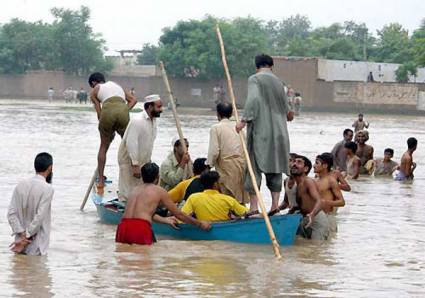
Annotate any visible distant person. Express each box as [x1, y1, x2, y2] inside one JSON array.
[[115, 163, 210, 246], [352, 113, 369, 132], [7, 153, 54, 255], [287, 85, 295, 111], [355, 130, 374, 175], [213, 84, 220, 104], [367, 72, 375, 82], [77, 88, 88, 104], [294, 92, 302, 115], [47, 87, 54, 103], [331, 128, 354, 171], [88, 72, 137, 195], [181, 171, 248, 221], [207, 102, 249, 204], [63, 87, 73, 103], [235, 54, 294, 215], [372, 148, 398, 177], [394, 137, 417, 181], [159, 137, 193, 191], [344, 141, 361, 179]]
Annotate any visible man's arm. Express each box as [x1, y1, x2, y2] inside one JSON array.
[[206, 127, 219, 167], [352, 159, 361, 179], [124, 120, 142, 178], [352, 120, 357, 128], [124, 90, 137, 110], [26, 188, 54, 238], [229, 198, 249, 216], [329, 178, 345, 208], [90, 86, 102, 120], [160, 160, 186, 187], [7, 187, 25, 236]]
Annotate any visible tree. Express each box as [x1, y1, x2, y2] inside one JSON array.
[[411, 19, 425, 67], [374, 23, 412, 63], [137, 43, 159, 65], [395, 62, 417, 83]]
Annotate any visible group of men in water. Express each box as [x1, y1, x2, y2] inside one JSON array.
[[7, 54, 419, 254]]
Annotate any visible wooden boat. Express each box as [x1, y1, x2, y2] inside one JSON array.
[[92, 187, 301, 246]]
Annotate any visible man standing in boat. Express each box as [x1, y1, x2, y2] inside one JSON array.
[[207, 101, 249, 204], [116, 163, 210, 245], [236, 54, 294, 215], [118, 94, 163, 200], [88, 72, 137, 195]]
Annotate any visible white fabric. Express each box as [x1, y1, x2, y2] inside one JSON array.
[[143, 94, 160, 103], [118, 111, 157, 199], [284, 179, 298, 208], [97, 81, 125, 103], [7, 175, 54, 255]]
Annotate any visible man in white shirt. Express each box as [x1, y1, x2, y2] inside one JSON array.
[[118, 94, 163, 200], [7, 152, 54, 255]]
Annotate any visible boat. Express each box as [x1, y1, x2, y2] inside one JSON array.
[[91, 186, 302, 246]]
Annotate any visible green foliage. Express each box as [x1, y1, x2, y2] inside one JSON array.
[[395, 62, 418, 83], [0, 6, 111, 75], [373, 23, 412, 63], [137, 43, 159, 65]]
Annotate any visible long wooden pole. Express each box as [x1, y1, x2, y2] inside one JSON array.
[[216, 24, 282, 259], [159, 61, 187, 153], [80, 167, 97, 211]]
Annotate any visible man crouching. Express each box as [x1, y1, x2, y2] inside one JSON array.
[[116, 163, 211, 245]]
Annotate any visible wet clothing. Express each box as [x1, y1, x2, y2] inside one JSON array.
[[207, 118, 249, 203], [159, 151, 193, 191], [242, 69, 290, 193], [284, 179, 298, 209], [244, 155, 282, 193], [182, 189, 248, 221], [115, 218, 154, 245], [298, 211, 330, 240], [394, 170, 408, 181], [168, 176, 204, 203], [98, 97, 129, 140], [7, 175, 54, 255], [98, 81, 126, 103], [374, 159, 398, 176]]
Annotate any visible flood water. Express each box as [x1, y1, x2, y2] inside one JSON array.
[[0, 100, 424, 297]]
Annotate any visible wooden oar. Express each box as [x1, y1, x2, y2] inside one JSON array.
[[159, 61, 188, 153], [80, 168, 97, 211], [216, 24, 282, 259]]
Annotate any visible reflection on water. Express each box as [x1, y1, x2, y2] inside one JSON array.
[[0, 101, 424, 296]]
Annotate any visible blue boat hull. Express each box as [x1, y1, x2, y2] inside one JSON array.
[[92, 196, 301, 245]]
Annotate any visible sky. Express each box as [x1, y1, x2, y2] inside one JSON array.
[[1, 0, 424, 55]]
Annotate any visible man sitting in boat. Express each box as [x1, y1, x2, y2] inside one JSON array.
[[159, 137, 193, 191], [181, 171, 248, 221], [168, 158, 210, 204], [291, 155, 330, 240], [116, 163, 210, 245]]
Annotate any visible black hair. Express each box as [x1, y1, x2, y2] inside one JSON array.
[[88, 72, 105, 87], [193, 158, 209, 175], [295, 92, 301, 97], [200, 171, 220, 189], [141, 162, 159, 183], [343, 128, 353, 136], [174, 138, 188, 148], [144, 102, 154, 111], [407, 137, 418, 149], [255, 54, 274, 69], [34, 152, 53, 172], [296, 155, 312, 175], [344, 141, 358, 154], [289, 153, 299, 159], [316, 153, 333, 172], [384, 148, 394, 156], [216, 101, 233, 118], [358, 113, 364, 117]]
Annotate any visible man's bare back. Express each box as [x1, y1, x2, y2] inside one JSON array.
[[399, 151, 415, 178]]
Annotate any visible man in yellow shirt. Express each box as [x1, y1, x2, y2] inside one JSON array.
[[182, 171, 248, 222]]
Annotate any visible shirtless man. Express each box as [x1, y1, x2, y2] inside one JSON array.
[[352, 113, 369, 132], [115, 163, 211, 245], [395, 137, 418, 181], [291, 155, 329, 240], [330, 169, 351, 191], [355, 130, 374, 175], [314, 153, 345, 232], [373, 148, 398, 177], [344, 141, 361, 179]]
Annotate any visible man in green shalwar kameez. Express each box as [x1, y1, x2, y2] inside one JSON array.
[[236, 54, 294, 214]]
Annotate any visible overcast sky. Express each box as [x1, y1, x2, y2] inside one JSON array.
[[1, 0, 424, 55]]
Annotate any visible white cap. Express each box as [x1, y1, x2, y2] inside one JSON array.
[[143, 94, 161, 103]]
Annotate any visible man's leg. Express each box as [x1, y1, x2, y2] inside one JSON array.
[[97, 134, 111, 193], [265, 173, 283, 213], [244, 159, 262, 213]]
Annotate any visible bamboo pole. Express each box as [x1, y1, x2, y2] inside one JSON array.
[[80, 167, 97, 211], [216, 24, 282, 259], [159, 61, 187, 153]]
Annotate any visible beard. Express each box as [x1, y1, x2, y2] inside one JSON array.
[[46, 172, 53, 184], [152, 110, 162, 118]]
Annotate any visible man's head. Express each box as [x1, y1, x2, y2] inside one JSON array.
[[407, 137, 418, 152], [34, 152, 53, 183], [143, 94, 163, 118], [193, 158, 210, 176], [314, 153, 333, 174], [88, 72, 105, 88], [383, 148, 394, 161], [289, 153, 299, 168], [255, 54, 274, 70], [141, 162, 159, 184], [344, 141, 358, 155], [216, 101, 233, 120], [200, 171, 220, 190], [290, 155, 312, 176], [355, 130, 369, 144], [343, 128, 354, 142], [358, 113, 364, 121], [173, 137, 189, 156]]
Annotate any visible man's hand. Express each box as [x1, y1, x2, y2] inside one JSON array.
[[163, 216, 180, 229], [132, 165, 141, 178], [179, 152, 190, 167], [287, 110, 294, 121], [305, 213, 314, 228], [9, 234, 31, 253], [235, 121, 246, 133], [198, 221, 211, 231]]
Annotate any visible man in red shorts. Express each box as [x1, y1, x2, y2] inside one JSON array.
[[116, 162, 211, 245]]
